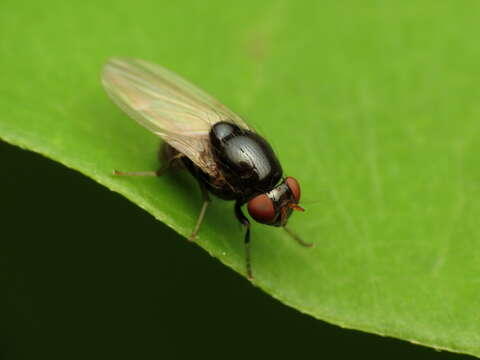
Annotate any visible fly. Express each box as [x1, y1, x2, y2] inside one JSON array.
[[101, 57, 312, 279]]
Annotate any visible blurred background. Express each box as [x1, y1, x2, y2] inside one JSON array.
[[0, 143, 474, 359], [2, 0, 480, 358]]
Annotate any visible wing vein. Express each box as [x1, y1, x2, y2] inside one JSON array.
[[102, 57, 251, 176]]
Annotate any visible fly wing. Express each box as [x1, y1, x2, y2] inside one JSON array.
[[101, 57, 251, 176]]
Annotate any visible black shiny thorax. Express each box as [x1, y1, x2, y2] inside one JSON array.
[[188, 121, 283, 202]]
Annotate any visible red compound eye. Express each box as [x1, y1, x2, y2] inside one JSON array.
[[285, 177, 301, 203], [247, 194, 276, 224]]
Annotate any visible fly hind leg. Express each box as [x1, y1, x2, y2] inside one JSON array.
[[113, 144, 184, 177]]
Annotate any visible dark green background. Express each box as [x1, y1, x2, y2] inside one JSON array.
[[2, 0, 480, 357], [1, 141, 473, 359]]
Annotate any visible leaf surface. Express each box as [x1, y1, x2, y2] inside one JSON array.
[[1, 0, 480, 356]]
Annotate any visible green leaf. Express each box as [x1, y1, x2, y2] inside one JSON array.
[[1, 0, 480, 356]]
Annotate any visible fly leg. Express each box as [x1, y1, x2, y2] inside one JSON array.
[[235, 201, 253, 280], [284, 226, 314, 247], [113, 146, 184, 177], [113, 170, 160, 176], [189, 180, 210, 241]]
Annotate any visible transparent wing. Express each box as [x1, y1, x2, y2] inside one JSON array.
[[101, 57, 251, 176]]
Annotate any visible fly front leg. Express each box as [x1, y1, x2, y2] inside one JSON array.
[[284, 226, 314, 247], [235, 201, 253, 280]]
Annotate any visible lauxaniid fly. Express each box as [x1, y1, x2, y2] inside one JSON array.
[[102, 57, 312, 279]]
